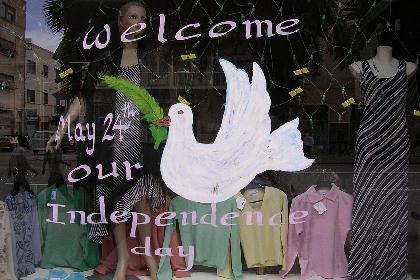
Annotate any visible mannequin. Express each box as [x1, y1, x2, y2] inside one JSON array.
[[48, 2, 169, 280], [349, 46, 417, 80], [113, 4, 161, 280], [348, 30, 418, 280], [349, 29, 417, 82]]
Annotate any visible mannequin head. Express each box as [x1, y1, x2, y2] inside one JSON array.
[[118, 1, 148, 38], [79, 1, 153, 99]]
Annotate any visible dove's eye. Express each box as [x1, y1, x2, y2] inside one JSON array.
[[178, 110, 184, 114]]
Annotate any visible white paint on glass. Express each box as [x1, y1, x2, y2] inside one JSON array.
[[161, 59, 314, 203]]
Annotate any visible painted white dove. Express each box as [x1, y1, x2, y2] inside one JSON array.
[[161, 59, 314, 203]]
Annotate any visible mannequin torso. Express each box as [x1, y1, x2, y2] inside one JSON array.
[[349, 46, 418, 79], [349, 45, 412, 280]]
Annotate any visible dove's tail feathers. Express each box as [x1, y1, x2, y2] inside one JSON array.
[[266, 118, 315, 172]]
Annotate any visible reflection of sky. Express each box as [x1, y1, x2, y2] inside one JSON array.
[[26, 0, 62, 52]]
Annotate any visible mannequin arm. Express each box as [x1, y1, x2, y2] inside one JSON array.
[[46, 97, 81, 152], [406, 62, 418, 79], [349, 62, 363, 79], [349, 62, 363, 103]]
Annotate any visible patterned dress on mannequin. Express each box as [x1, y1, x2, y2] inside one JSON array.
[[349, 60, 409, 280]]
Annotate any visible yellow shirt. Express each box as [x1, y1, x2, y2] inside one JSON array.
[[238, 186, 288, 268]]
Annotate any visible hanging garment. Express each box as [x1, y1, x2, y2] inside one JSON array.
[[0, 201, 17, 280], [349, 60, 409, 280], [6, 191, 42, 279], [95, 197, 190, 278], [37, 184, 99, 271], [157, 196, 243, 280], [237, 186, 288, 268], [281, 184, 352, 280]]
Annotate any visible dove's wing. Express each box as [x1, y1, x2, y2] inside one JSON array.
[[214, 59, 272, 148]]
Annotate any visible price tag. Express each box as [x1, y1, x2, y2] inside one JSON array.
[[289, 87, 303, 97], [58, 68, 74, 79], [313, 201, 327, 215], [342, 97, 355, 108], [178, 95, 190, 106], [181, 53, 197, 61], [293, 67, 310, 75], [236, 197, 246, 210]]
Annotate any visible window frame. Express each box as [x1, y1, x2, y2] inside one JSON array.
[[0, 73, 14, 90], [55, 68, 60, 80], [1, 3, 16, 23], [27, 90, 36, 104], [0, 37, 15, 57], [43, 92, 48, 105], [27, 60, 36, 75], [43, 65, 49, 78]]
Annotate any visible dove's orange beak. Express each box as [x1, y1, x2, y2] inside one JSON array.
[[164, 116, 171, 127]]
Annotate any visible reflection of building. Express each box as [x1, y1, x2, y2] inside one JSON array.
[[0, 0, 26, 135], [25, 39, 63, 136], [287, 40, 358, 158]]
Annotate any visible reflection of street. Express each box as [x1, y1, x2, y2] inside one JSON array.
[[0, 150, 78, 199]]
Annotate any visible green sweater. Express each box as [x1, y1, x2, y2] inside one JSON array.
[[157, 196, 243, 280], [37, 185, 99, 271]]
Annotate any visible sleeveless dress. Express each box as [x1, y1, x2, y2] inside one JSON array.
[[88, 64, 165, 243], [349, 60, 409, 280]]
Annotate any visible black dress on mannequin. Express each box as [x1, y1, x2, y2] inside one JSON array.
[[349, 60, 409, 280]]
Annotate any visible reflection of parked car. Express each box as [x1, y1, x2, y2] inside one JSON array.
[[0, 135, 18, 151], [30, 131, 73, 154]]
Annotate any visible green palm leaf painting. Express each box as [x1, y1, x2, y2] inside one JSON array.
[[101, 75, 167, 150]]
